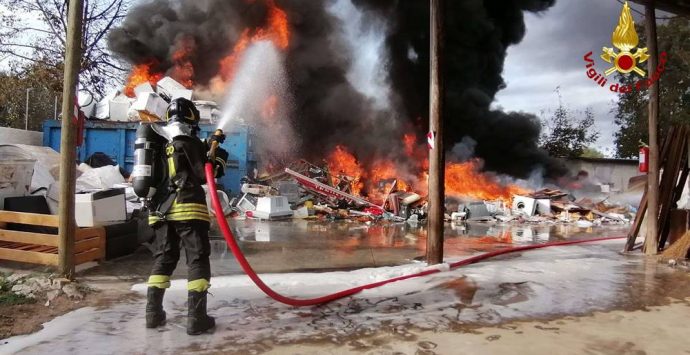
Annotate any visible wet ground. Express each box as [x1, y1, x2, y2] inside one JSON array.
[[81, 219, 632, 278], [2, 220, 689, 354]]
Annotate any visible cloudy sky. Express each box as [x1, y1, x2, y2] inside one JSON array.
[[495, 0, 654, 156]]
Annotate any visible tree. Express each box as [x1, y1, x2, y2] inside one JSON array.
[[0, 61, 63, 131], [540, 102, 600, 158], [0, 0, 130, 97], [614, 18, 690, 158], [580, 147, 605, 159]]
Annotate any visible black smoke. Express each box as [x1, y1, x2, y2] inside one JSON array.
[[353, 0, 566, 178], [108, 0, 565, 178]]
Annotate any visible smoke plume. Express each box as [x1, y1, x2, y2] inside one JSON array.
[[108, 0, 565, 178]]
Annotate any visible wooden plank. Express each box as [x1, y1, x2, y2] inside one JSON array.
[[660, 156, 690, 248], [76, 227, 106, 241], [626, 126, 678, 251], [656, 126, 687, 251], [75, 238, 102, 253], [0, 247, 58, 265], [0, 230, 58, 247], [75, 248, 102, 265], [0, 211, 59, 227]]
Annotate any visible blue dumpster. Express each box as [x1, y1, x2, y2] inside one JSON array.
[[42, 120, 256, 194]]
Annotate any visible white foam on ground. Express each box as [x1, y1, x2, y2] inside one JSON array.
[[2, 242, 636, 354]]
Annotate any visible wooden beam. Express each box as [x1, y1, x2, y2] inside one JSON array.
[[0, 211, 59, 227], [644, 4, 660, 255], [58, 0, 84, 279], [427, 0, 445, 265], [0, 230, 58, 247], [0, 248, 58, 266]]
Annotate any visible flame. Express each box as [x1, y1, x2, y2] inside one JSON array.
[[445, 159, 528, 202], [327, 145, 364, 196], [212, 0, 290, 93], [612, 1, 639, 51], [124, 60, 164, 98], [170, 37, 196, 89], [325, 145, 528, 205]]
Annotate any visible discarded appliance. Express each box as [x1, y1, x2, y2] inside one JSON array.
[[195, 101, 221, 122], [467, 202, 491, 220], [512, 195, 537, 217], [241, 183, 273, 196], [535, 199, 551, 216], [132, 92, 167, 121], [236, 193, 258, 215], [109, 94, 132, 122], [252, 196, 294, 220], [157, 77, 192, 101], [74, 188, 127, 227]]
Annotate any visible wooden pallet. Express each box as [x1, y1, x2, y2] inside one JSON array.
[[0, 211, 105, 266]]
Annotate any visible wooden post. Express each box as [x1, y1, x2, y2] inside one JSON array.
[[427, 0, 445, 265], [58, 0, 84, 279], [644, 4, 659, 255]]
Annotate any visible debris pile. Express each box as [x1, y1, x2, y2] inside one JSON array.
[[228, 160, 635, 226], [80, 76, 220, 123]]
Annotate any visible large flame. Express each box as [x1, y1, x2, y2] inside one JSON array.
[[612, 1, 639, 51], [124, 61, 164, 97], [212, 0, 290, 93], [324, 141, 527, 206], [445, 159, 529, 202]]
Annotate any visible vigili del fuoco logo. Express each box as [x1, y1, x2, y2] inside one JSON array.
[[583, 1, 667, 94]]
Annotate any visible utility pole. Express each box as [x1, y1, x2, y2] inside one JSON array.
[[644, 4, 659, 255], [25, 88, 33, 130], [427, 0, 445, 265], [58, 0, 84, 279]]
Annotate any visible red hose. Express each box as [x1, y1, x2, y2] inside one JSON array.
[[206, 163, 625, 307]]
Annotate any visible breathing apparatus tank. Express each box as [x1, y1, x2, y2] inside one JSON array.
[[132, 123, 167, 209]]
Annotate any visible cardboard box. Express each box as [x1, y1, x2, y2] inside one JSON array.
[[75, 188, 126, 227]]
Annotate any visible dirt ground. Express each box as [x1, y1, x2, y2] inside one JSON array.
[[266, 300, 690, 355], [0, 287, 138, 340]]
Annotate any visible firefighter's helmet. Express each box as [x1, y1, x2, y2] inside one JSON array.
[[166, 98, 200, 127]]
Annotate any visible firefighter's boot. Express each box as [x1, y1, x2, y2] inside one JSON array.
[[145, 287, 166, 328], [187, 291, 215, 335]]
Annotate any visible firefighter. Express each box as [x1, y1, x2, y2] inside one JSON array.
[[144, 98, 228, 335]]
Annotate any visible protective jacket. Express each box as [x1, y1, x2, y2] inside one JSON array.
[[149, 136, 218, 225]]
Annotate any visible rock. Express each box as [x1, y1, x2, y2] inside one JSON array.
[[11, 284, 37, 299], [6, 273, 27, 284], [62, 283, 85, 300], [46, 289, 61, 302]]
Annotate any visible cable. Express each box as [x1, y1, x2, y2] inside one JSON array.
[[206, 163, 626, 307]]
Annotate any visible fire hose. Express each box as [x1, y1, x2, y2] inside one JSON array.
[[205, 163, 626, 307]]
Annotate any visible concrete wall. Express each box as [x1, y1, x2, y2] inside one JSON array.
[[566, 157, 641, 192], [0, 127, 43, 146]]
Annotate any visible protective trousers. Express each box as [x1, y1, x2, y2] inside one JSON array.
[[148, 221, 211, 292]]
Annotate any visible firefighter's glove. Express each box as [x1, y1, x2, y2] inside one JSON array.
[[213, 147, 229, 178], [209, 132, 226, 145]]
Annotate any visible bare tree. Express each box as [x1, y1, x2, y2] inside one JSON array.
[[0, 0, 130, 96]]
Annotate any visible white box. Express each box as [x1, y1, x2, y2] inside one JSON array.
[[132, 92, 168, 122], [252, 196, 293, 220], [194, 101, 219, 121], [157, 77, 188, 99], [535, 199, 551, 215], [75, 188, 126, 227], [134, 82, 155, 97], [109, 95, 132, 121]]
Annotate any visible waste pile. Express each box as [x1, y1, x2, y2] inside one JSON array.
[[78, 77, 220, 123], [228, 160, 636, 227]]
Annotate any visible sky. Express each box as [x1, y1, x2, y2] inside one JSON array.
[[494, 0, 656, 156]]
